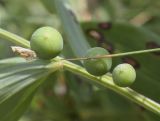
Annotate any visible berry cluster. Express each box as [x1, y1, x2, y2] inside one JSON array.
[[83, 47, 136, 87], [30, 27, 136, 87]]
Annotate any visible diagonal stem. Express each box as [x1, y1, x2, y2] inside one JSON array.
[[64, 48, 160, 61], [0, 28, 30, 48], [57, 58, 160, 116]]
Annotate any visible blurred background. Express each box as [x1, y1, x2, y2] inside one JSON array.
[[1, 0, 160, 121]]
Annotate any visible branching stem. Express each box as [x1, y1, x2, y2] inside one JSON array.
[[57, 58, 160, 116]]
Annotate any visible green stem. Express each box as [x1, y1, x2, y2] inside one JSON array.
[[54, 58, 160, 116], [0, 28, 30, 48], [65, 48, 160, 61]]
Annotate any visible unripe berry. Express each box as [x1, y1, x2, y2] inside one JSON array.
[[30, 26, 63, 59], [112, 63, 136, 87], [83, 47, 112, 76]]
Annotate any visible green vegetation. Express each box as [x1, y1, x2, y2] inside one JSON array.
[[1, 0, 160, 121]]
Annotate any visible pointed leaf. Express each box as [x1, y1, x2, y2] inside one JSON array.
[[0, 57, 51, 121]]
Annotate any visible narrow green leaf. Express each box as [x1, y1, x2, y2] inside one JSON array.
[[0, 58, 51, 121], [53, 0, 90, 56]]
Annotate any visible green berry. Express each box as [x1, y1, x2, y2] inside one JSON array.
[[112, 63, 136, 87], [30, 26, 63, 59], [83, 47, 112, 76]]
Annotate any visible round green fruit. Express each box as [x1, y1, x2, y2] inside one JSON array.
[[112, 63, 136, 87], [30, 26, 63, 59], [83, 47, 112, 76]]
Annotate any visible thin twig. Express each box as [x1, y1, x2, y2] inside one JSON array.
[[64, 48, 160, 61]]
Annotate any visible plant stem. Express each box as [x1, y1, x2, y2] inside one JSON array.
[[0, 28, 30, 48], [64, 48, 160, 61], [54, 58, 160, 116]]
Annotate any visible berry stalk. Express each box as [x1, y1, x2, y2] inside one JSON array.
[[64, 48, 160, 61]]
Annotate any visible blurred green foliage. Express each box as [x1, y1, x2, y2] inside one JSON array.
[[1, 0, 160, 121]]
